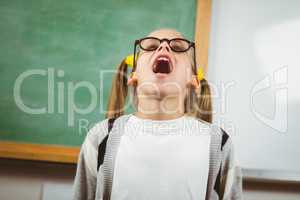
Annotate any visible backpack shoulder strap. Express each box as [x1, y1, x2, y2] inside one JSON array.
[[220, 128, 229, 150], [212, 128, 230, 197], [97, 118, 117, 171]]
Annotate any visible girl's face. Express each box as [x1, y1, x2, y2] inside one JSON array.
[[133, 29, 196, 99]]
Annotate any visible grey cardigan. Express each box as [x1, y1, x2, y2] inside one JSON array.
[[72, 114, 243, 200]]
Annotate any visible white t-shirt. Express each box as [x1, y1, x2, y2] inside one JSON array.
[[111, 114, 211, 200]]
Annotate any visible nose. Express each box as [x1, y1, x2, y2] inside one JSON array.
[[157, 41, 170, 52]]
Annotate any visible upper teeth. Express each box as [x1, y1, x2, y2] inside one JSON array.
[[158, 57, 169, 61]]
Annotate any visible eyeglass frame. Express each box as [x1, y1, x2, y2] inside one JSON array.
[[132, 37, 198, 76]]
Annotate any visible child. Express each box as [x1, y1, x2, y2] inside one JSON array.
[[73, 28, 243, 200]]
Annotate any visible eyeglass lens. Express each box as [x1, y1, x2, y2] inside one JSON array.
[[139, 38, 191, 52]]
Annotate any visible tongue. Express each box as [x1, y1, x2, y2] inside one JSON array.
[[154, 60, 170, 73]]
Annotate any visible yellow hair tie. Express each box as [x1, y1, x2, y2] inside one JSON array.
[[197, 67, 204, 81], [125, 54, 136, 68], [125, 54, 204, 81]]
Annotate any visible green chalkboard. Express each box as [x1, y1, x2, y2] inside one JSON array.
[[0, 0, 196, 146]]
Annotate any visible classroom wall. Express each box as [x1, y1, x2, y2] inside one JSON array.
[[0, 159, 300, 200], [0, 159, 75, 200]]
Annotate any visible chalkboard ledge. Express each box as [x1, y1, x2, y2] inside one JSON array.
[[242, 168, 300, 183], [0, 141, 79, 164]]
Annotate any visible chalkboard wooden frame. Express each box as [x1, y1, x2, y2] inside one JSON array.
[[0, 0, 213, 164], [0, 141, 79, 164]]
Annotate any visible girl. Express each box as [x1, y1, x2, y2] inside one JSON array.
[[73, 28, 243, 200]]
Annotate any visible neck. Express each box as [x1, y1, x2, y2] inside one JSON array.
[[134, 95, 185, 120]]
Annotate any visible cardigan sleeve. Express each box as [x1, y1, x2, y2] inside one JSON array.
[[72, 119, 109, 200], [220, 136, 243, 200]]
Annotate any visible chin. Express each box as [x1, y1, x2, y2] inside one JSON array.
[[137, 78, 183, 97]]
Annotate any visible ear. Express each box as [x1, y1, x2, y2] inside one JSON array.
[[127, 72, 138, 86], [187, 75, 200, 89]]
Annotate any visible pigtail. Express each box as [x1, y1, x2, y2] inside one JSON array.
[[196, 79, 212, 123], [185, 78, 213, 123], [106, 59, 129, 119]]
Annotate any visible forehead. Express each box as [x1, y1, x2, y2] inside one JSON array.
[[147, 29, 184, 39]]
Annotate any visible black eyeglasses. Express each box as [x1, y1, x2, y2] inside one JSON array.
[[132, 36, 197, 75], [135, 37, 195, 52]]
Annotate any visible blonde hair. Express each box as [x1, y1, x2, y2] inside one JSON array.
[[105, 57, 212, 123]]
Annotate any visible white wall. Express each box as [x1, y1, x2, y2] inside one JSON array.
[[208, 0, 300, 172]]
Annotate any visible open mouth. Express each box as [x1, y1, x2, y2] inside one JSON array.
[[153, 56, 172, 74]]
